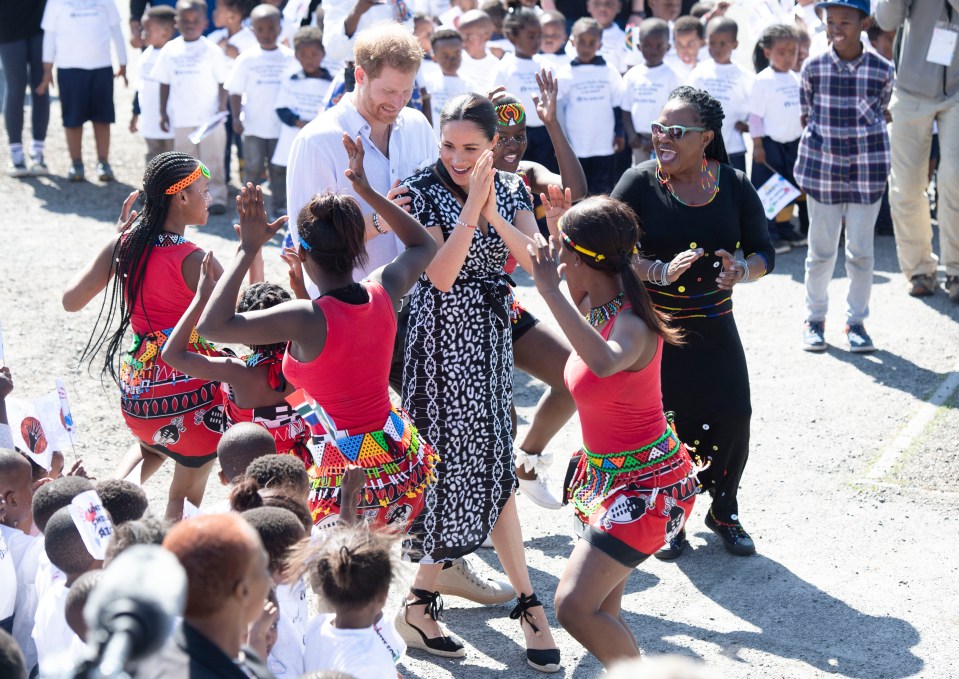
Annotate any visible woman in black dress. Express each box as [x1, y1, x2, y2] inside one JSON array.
[[611, 86, 775, 558]]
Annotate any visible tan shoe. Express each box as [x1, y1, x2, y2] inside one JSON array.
[[908, 273, 937, 297], [435, 555, 515, 604], [395, 589, 466, 658]]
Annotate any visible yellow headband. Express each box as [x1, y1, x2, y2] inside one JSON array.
[[165, 163, 210, 195], [559, 229, 638, 262]]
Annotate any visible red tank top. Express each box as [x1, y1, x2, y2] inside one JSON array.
[[128, 238, 200, 334], [564, 311, 667, 454], [282, 282, 396, 433]]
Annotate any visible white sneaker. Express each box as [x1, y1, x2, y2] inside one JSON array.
[[515, 450, 563, 509], [435, 555, 515, 605]]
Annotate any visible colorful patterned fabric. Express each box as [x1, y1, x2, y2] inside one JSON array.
[[794, 48, 894, 204]]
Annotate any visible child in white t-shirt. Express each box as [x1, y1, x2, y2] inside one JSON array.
[[538, 10, 571, 71], [664, 15, 705, 81], [227, 5, 296, 219], [557, 18, 625, 194], [457, 9, 502, 93], [749, 23, 806, 250], [37, 0, 128, 182], [152, 0, 232, 212], [689, 17, 751, 173], [575, 0, 639, 74], [495, 8, 556, 169], [272, 26, 334, 201], [622, 19, 680, 165], [131, 7, 177, 164], [210, 0, 258, 58], [423, 29, 470, 135]]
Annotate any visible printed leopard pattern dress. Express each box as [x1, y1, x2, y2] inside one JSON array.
[[402, 166, 533, 563]]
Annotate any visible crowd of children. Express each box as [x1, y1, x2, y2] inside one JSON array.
[[0, 0, 949, 675]]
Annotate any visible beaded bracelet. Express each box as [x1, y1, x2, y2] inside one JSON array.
[[456, 220, 478, 229], [372, 213, 387, 235]]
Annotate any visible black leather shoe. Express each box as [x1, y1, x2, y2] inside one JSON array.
[[705, 510, 756, 556], [654, 528, 687, 560]]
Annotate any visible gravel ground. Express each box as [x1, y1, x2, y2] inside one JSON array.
[[2, 13, 959, 678]]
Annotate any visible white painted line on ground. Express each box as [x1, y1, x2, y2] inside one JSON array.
[[864, 368, 959, 481]]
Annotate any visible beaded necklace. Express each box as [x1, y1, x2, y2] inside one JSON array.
[[587, 292, 625, 327], [656, 159, 720, 207], [155, 232, 189, 247]]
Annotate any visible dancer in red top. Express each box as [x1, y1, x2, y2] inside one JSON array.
[[63, 152, 227, 520], [198, 134, 438, 529], [528, 191, 702, 668]]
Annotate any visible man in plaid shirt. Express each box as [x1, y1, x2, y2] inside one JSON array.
[[794, 0, 894, 354]]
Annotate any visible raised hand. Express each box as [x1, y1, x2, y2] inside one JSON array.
[[527, 233, 565, 296], [197, 251, 218, 299], [116, 190, 140, 233], [469, 150, 496, 200], [280, 246, 310, 300], [533, 69, 558, 126], [540, 184, 572, 230], [236, 183, 288, 252], [342, 133, 372, 194]]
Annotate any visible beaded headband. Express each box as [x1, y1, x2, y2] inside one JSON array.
[[559, 229, 638, 263], [164, 163, 211, 195], [495, 102, 526, 127]]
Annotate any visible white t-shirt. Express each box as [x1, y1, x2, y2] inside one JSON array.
[[494, 53, 551, 127], [689, 59, 752, 154], [272, 70, 333, 167], [425, 73, 471, 140], [40, 0, 125, 70], [286, 93, 439, 289], [539, 50, 572, 72], [137, 46, 174, 140], [268, 614, 305, 679], [459, 50, 502, 95], [32, 581, 87, 676], [302, 613, 405, 678], [323, 3, 414, 65], [621, 62, 682, 133], [663, 45, 710, 83], [226, 45, 297, 139], [1, 526, 42, 672], [557, 59, 624, 158], [151, 36, 232, 129], [208, 27, 259, 56], [0, 530, 16, 620], [749, 67, 803, 143]]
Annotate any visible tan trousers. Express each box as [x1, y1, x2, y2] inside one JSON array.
[[173, 124, 228, 207], [888, 87, 959, 279]]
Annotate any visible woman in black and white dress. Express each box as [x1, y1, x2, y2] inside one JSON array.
[[396, 93, 561, 673]]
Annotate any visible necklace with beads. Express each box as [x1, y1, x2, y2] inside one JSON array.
[[587, 292, 625, 327], [656, 159, 720, 207]]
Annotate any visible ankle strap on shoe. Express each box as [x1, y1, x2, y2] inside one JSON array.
[[409, 587, 445, 621], [509, 592, 543, 635]]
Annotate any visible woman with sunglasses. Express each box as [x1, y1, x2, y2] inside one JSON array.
[[610, 86, 775, 558]]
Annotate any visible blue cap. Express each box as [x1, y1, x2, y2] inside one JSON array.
[[816, 0, 870, 16]]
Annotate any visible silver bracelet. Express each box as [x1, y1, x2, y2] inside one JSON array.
[[649, 260, 670, 286], [736, 258, 750, 284], [372, 212, 387, 235]]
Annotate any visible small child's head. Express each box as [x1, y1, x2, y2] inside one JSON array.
[[639, 18, 670, 67], [244, 453, 311, 506], [673, 16, 705, 67], [490, 94, 528, 172], [539, 11, 568, 55], [0, 449, 34, 531], [753, 23, 800, 72], [217, 422, 278, 485], [431, 28, 464, 76], [64, 569, 105, 641], [293, 26, 325, 74], [706, 17, 738, 64], [795, 28, 810, 70], [95, 479, 149, 526], [290, 524, 398, 623], [571, 18, 603, 63], [647, 0, 682, 22], [230, 475, 313, 531], [251, 4, 282, 49], [586, 0, 620, 29], [866, 17, 895, 60], [0, 629, 26, 679], [503, 7, 541, 57], [689, 1, 715, 19], [103, 516, 170, 566], [176, 0, 210, 41], [241, 506, 307, 580], [143, 6, 177, 49], [414, 13, 436, 54], [458, 10, 494, 58], [214, 0, 251, 29], [32, 476, 94, 533], [820, 0, 869, 57], [297, 193, 369, 282], [480, 0, 506, 35], [236, 282, 293, 353], [44, 507, 103, 580]]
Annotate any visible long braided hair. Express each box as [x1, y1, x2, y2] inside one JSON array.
[[560, 196, 683, 346], [77, 152, 202, 385], [666, 86, 729, 165]]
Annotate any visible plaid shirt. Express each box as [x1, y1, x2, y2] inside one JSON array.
[[794, 47, 894, 204]]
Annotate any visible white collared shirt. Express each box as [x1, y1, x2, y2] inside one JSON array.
[[286, 93, 438, 290]]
